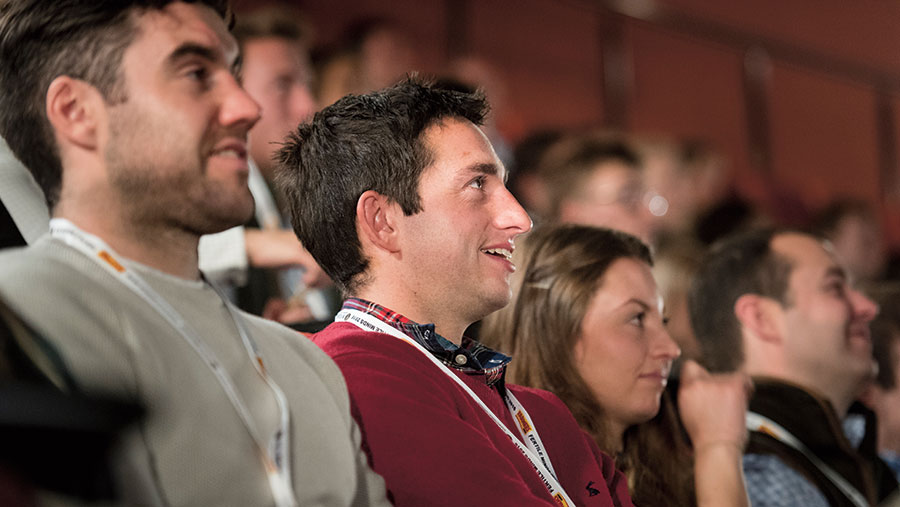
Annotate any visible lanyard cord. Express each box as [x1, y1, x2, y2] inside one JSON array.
[[49, 219, 296, 507], [336, 308, 576, 506], [746, 411, 868, 507]]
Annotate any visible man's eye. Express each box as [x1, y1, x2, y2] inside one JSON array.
[[275, 76, 294, 94], [828, 283, 846, 296], [186, 66, 209, 82], [468, 176, 486, 190]]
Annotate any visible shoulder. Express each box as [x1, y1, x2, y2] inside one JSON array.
[[0, 240, 128, 330], [237, 312, 350, 398], [312, 321, 433, 368], [743, 453, 829, 507], [0, 241, 146, 397], [242, 312, 333, 366], [310, 322, 475, 400], [0, 239, 118, 297]]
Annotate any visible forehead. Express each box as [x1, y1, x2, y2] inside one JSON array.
[[593, 257, 660, 306], [771, 233, 840, 282], [130, 3, 237, 64], [242, 37, 310, 71], [421, 118, 504, 180], [584, 161, 638, 187]]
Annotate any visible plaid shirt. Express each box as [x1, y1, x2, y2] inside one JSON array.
[[744, 400, 875, 506], [341, 298, 511, 386]]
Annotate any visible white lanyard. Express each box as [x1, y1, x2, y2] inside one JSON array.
[[336, 308, 576, 506], [746, 412, 869, 507], [49, 219, 296, 507]]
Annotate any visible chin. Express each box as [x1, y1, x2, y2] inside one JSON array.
[[634, 400, 663, 423], [485, 292, 512, 314], [194, 207, 254, 235]]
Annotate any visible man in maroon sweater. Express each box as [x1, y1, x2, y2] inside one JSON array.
[[276, 78, 633, 506]]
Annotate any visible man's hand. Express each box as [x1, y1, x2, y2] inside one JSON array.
[[678, 359, 751, 451], [678, 359, 752, 507], [244, 229, 331, 288], [262, 297, 315, 324]]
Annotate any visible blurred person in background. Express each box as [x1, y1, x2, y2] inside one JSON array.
[[861, 282, 900, 483], [690, 228, 897, 506], [634, 135, 730, 242], [811, 198, 888, 284], [505, 129, 565, 223], [446, 55, 517, 165], [652, 234, 705, 360], [199, 4, 337, 325], [481, 223, 750, 506], [541, 132, 662, 244], [315, 18, 417, 107]]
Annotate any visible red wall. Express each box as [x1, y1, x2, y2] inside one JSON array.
[[241, 0, 900, 245]]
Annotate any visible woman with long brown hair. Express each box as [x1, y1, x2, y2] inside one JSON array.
[[482, 224, 749, 506]]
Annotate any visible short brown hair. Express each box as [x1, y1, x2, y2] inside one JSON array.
[[276, 77, 488, 295], [688, 228, 795, 372]]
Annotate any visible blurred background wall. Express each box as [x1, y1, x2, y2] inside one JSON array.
[[236, 0, 900, 248]]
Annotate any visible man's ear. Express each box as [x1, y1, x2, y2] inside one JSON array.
[[734, 293, 782, 344], [357, 190, 400, 254], [45, 76, 102, 151]]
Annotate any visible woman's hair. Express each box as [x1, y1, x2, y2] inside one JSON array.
[[481, 223, 652, 451], [481, 222, 694, 505]]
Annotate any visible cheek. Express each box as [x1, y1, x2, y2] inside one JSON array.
[[575, 334, 637, 393]]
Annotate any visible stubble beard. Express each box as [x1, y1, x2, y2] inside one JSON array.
[[106, 142, 253, 237], [105, 110, 254, 236]]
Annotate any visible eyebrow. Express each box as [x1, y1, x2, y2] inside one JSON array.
[[823, 265, 847, 282], [467, 162, 509, 184], [168, 42, 240, 76], [624, 298, 652, 312]]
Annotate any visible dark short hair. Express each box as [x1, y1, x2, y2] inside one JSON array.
[[231, 5, 310, 48], [0, 0, 231, 210], [275, 77, 488, 295], [810, 198, 875, 239], [688, 228, 794, 372]]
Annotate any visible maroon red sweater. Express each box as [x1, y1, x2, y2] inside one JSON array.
[[313, 321, 633, 507]]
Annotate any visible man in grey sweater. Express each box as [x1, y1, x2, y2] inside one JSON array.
[[0, 1, 388, 505]]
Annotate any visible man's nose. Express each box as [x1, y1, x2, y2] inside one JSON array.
[[221, 77, 261, 129], [851, 288, 878, 323], [495, 186, 532, 236]]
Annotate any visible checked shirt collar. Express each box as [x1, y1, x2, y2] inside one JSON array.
[[342, 298, 510, 386]]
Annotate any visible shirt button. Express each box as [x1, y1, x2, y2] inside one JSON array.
[[454, 354, 468, 366]]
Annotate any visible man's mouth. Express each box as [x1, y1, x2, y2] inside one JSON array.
[[212, 148, 245, 159], [848, 326, 871, 343], [209, 138, 248, 161], [481, 247, 512, 262]]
